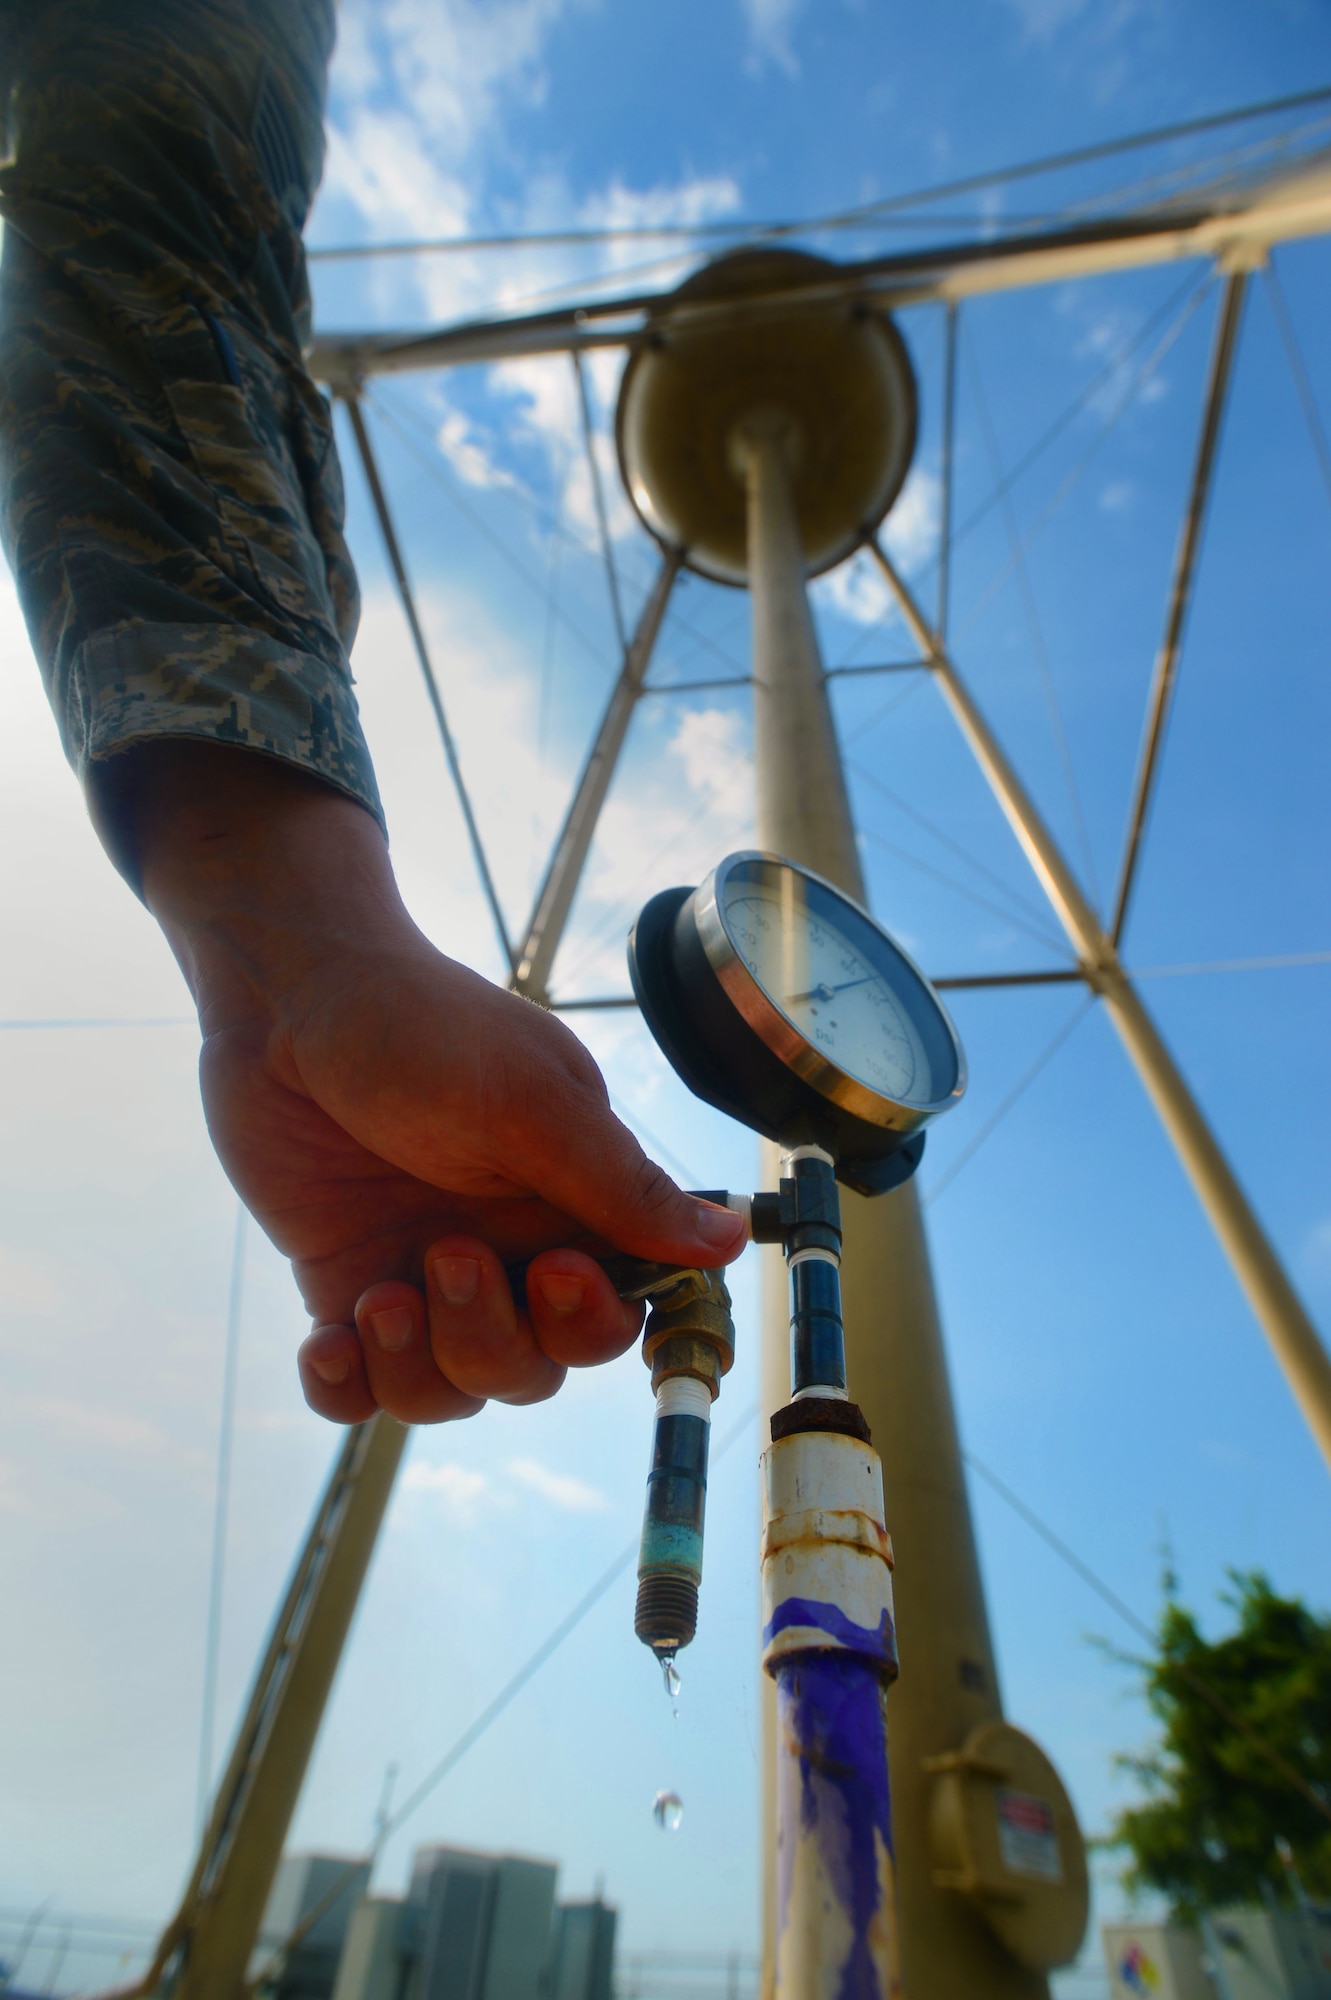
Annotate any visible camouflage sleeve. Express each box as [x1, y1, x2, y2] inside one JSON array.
[[0, 0, 384, 885]]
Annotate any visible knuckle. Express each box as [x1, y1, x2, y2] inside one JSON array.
[[627, 1150, 681, 1224]]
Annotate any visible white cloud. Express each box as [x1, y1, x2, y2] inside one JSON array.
[[1053, 289, 1175, 424], [1004, 0, 1089, 40], [0, 1244, 64, 1319], [1305, 1215, 1331, 1273], [668, 706, 752, 813], [491, 353, 581, 461], [506, 1456, 610, 1513], [814, 552, 895, 628], [883, 464, 940, 573], [547, 703, 756, 999], [740, 0, 806, 75], [23, 1398, 190, 1462], [320, 0, 752, 493], [436, 405, 523, 494], [403, 1459, 489, 1518], [1001, 0, 1142, 101], [345, 572, 759, 1009], [1068, 301, 1134, 364], [0, 1456, 34, 1516], [332, 0, 573, 171], [403, 1455, 610, 1516], [811, 465, 938, 631], [469, 169, 744, 544], [482, 352, 641, 548], [317, 0, 590, 326], [322, 108, 470, 244], [577, 174, 743, 235]]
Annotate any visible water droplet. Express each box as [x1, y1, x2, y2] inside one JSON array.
[[653, 1789, 684, 1833], [661, 1656, 682, 1703]]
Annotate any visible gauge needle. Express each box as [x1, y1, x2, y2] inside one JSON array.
[[786, 975, 877, 1004]]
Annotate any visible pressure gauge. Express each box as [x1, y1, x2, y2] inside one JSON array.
[[628, 851, 965, 1195]]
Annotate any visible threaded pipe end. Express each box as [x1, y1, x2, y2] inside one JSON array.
[[635, 1573, 698, 1653]]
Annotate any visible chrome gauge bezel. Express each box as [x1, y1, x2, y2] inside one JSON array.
[[691, 850, 966, 1134]]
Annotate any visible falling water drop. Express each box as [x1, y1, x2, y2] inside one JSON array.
[[653, 1789, 684, 1833]]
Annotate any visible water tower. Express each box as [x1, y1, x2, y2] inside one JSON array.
[[617, 248, 1089, 1999]]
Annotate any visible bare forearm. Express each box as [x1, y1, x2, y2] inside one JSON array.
[[122, 742, 412, 1032]]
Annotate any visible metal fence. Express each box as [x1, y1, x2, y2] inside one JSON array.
[[614, 1950, 760, 2000], [611, 1949, 1112, 2000]]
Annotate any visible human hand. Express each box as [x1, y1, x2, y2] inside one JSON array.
[[123, 745, 746, 1426]]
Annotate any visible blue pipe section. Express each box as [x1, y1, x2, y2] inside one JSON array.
[[775, 1651, 897, 2000], [639, 1412, 709, 1583], [790, 1256, 847, 1394]]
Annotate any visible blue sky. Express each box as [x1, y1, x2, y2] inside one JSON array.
[[3, 2, 1331, 1995]]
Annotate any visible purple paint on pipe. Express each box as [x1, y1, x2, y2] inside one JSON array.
[[764, 1594, 898, 1675], [775, 1652, 897, 2000]]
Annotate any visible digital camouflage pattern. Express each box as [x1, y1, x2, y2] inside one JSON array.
[[0, 0, 383, 880]]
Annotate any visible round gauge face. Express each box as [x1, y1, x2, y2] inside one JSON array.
[[711, 854, 960, 1114]]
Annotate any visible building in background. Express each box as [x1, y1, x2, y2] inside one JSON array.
[[408, 1846, 556, 2000], [330, 1900, 406, 2000], [255, 1854, 371, 2000], [547, 1899, 616, 2000], [327, 1843, 615, 2000], [1104, 1908, 1331, 2000]]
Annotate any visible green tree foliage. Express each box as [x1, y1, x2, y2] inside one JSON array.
[[1106, 1570, 1331, 1918]]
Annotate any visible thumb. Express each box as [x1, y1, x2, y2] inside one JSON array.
[[555, 1111, 747, 1266], [504, 1026, 747, 1265]]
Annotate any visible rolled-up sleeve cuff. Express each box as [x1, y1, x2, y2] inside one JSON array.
[[72, 618, 385, 889]]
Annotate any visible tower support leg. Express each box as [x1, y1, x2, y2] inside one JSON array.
[[737, 411, 1053, 1998], [142, 1416, 407, 2000], [515, 551, 679, 1002], [869, 538, 1331, 1476]]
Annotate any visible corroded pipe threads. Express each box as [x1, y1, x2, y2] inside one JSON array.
[[634, 1573, 699, 1654]]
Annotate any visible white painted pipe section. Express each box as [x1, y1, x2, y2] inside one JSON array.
[[761, 1430, 896, 1670]]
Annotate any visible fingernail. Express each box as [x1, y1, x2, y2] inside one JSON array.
[[309, 1351, 350, 1385], [694, 1202, 746, 1249], [535, 1273, 586, 1317], [431, 1255, 481, 1308], [369, 1306, 415, 1352]]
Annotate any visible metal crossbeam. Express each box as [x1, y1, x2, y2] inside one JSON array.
[[931, 968, 1084, 991], [824, 658, 928, 680], [309, 156, 1331, 389], [641, 672, 754, 694], [344, 397, 516, 975], [1111, 271, 1248, 945]]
